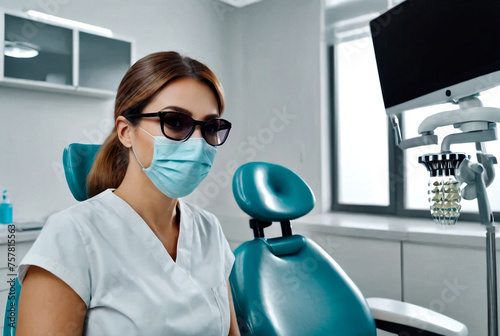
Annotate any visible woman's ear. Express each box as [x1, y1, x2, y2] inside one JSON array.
[[116, 116, 133, 148]]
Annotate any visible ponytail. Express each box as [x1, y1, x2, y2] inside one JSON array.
[[86, 131, 129, 198]]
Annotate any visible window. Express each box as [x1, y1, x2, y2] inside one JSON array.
[[330, 35, 500, 221], [335, 37, 389, 207]]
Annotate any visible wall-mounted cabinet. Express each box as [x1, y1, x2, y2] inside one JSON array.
[[0, 10, 133, 97]]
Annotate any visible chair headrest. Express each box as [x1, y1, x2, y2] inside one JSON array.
[[63, 143, 101, 201], [232, 162, 315, 222]]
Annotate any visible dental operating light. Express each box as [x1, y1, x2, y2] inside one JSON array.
[[371, 0, 500, 335]]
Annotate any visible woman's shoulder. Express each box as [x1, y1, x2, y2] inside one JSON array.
[[45, 189, 115, 229]]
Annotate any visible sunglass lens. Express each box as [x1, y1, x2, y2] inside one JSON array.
[[163, 113, 194, 140], [204, 119, 231, 146]]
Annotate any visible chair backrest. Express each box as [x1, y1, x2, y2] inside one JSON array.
[[62, 143, 101, 201], [4, 144, 100, 336], [230, 162, 377, 335], [3, 278, 20, 336]]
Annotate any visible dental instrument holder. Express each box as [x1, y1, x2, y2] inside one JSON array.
[[392, 96, 500, 336], [419, 152, 468, 225]]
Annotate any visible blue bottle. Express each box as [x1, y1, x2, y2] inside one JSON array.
[[0, 190, 13, 224]]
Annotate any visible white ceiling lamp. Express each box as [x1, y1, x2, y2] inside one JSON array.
[[25, 10, 113, 37], [219, 0, 264, 8], [4, 41, 39, 58]]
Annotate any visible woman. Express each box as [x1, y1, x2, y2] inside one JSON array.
[[16, 51, 240, 335]]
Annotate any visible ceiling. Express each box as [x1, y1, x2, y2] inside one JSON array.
[[324, 0, 405, 43], [217, 0, 403, 21], [325, 0, 399, 25], [217, 0, 404, 31]]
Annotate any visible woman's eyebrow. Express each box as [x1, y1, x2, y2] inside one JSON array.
[[161, 105, 219, 120], [161, 105, 192, 115]]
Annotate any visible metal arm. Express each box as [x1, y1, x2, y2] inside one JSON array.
[[418, 97, 500, 134], [441, 127, 497, 152], [457, 148, 498, 203], [390, 114, 439, 150], [391, 97, 500, 151], [456, 153, 497, 336], [457, 158, 495, 225], [404, 96, 499, 336], [389, 95, 500, 335]]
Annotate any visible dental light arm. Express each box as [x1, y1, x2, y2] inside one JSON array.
[[457, 156, 496, 225], [477, 143, 497, 186], [390, 114, 439, 150], [392, 97, 500, 150]]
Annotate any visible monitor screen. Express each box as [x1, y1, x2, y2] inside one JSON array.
[[370, 0, 500, 115]]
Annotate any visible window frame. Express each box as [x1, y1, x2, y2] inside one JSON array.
[[329, 43, 500, 222]]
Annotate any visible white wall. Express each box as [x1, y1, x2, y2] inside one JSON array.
[[0, 0, 326, 227], [0, 1, 489, 334], [0, 0, 229, 222], [187, 0, 327, 226]]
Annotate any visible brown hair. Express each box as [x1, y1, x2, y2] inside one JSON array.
[[86, 51, 225, 197]]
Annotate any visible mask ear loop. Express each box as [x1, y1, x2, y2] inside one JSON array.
[[138, 126, 155, 138], [131, 146, 145, 169], [131, 126, 154, 170]]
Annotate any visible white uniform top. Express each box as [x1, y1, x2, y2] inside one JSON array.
[[18, 189, 235, 335]]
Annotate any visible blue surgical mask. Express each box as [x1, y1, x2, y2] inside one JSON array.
[[132, 127, 217, 198]]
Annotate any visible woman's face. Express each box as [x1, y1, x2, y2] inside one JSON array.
[[132, 77, 219, 168]]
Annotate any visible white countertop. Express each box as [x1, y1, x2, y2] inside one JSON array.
[[293, 212, 498, 249], [0, 222, 43, 244], [4, 213, 496, 249], [218, 209, 500, 249]]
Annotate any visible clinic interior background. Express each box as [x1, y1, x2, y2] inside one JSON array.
[[3, 0, 500, 239], [3, 1, 500, 334], [3, 0, 500, 235], [0, 0, 327, 231]]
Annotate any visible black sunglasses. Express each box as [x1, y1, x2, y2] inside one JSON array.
[[126, 111, 231, 146]]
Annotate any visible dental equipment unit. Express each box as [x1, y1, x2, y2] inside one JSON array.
[[371, 0, 500, 334]]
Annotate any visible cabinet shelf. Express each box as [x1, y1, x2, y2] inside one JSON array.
[[0, 74, 117, 98], [0, 10, 132, 98]]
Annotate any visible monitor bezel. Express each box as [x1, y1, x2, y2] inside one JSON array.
[[384, 69, 500, 116]]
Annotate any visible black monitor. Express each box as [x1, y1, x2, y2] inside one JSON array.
[[370, 0, 500, 115]]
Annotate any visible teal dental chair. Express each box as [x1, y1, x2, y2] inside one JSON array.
[[4, 146, 467, 336], [62, 143, 101, 202], [3, 143, 100, 336], [230, 162, 468, 336]]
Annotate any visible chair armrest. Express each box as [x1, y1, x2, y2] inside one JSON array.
[[366, 297, 468, 336]]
